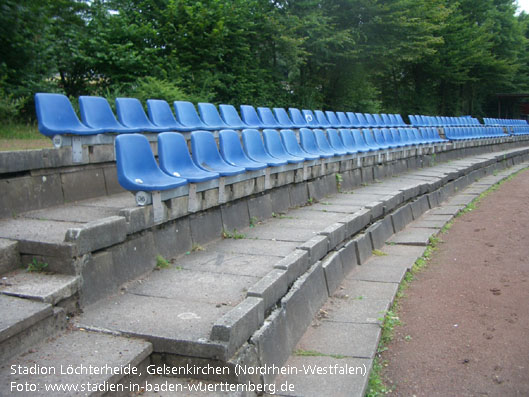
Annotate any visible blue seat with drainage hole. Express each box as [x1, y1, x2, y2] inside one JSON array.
[[338, 129, 361, 153], [279, 129, 320, 160], [191, 131, 246, 176], [174, 101, 210, 131], [35, 93, 106, 136], [351, 129, 376, 152], [219, 104, 248, 129], [327, 129, 352, 155], [240, 105, 265, 129], [258, 107, 282, 129], [241, 129, 288, 167], [147, 99, 190, 132], [289, 108, 310, 128], [314, 110, 332, 128], [79, 96, 139, 133], [198, 103, 230, 130], [158, 132, 219, 183], [218, 129, 268, 171], [273, 108, 297, 128], [262, 129, 305, 164], [115, 98, 164, 133], [299, 128, 334, 158], [336, 112, 353, 128], [115, 134, 188, 191], [313, 129, 341, 156]]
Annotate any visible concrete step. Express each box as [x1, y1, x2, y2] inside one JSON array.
[[0, 329, 152, 396], [0, 295, 66, 362], [0, 270, 81, 313], [0, 238, 20, 275]]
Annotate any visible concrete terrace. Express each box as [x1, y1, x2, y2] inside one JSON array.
[[1, 135, 529, 396]]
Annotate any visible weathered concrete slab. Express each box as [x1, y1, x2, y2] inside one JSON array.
[[274, 250, 310, 286], [0, 330, 152, 396], [247, 269, 288, 313], [273, 355, 371, 397], [65, 216, 127, 255], [444, 194, 476, 207], [0, 294, 52, 345], [426, 205, 464, 216], [127, 268, 259, 306], [295, 321, 381, 359], [220, 200, 250, 232], [347, 259, 408, 283], [321, 252, 344, 296], [212, 238, 298, 258], [23, 204, 119, 223], [368, 217, 393, 250], [391, 204, 414, 233], [352, 234, 372, 265], [410, 219, 446, 229], [0, 271, 80, 305], [322, 292, 391, 325], [387, 227, 436, 246], [338, 209, 371, 239], [0, 218, 77, 245], [77, 293, 230, 359], [298, 236, 329, 265], [244, 224, 317, 242], [0, 239, 19, 275], [319, 223, 346, 250], [338, 240, 358, 275], [410, 195, 430, 219]]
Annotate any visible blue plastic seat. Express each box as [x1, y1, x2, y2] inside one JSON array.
[[372, 129, 391, 149], [35, 93, 105, 136], [158, 132, 219, 183], [299, 128, 334, 158], [288, 108, 310, 128], [115, 98, 162, 133], [262, 129, 305, 164], [191, 131, 246, 176], [218, 129, 268, 171], [379, 128, 400, 148], [147, 99, 190, 132], [389, 128, 405, 147], [352, 129, 376, 152], [198, 103, 230, 130], [326, 111, 343, 128], [346, 112, 362, 128], [273, 108, 297, 128], [240, 105, 265, 129], [279, 129, 320, 160], [338, 129, 361, 153], [362, 128, 383, 150], [219, 104, 248, 129], [355, 113, 369, 127], [313, 129, 342, 156], [314, 110, 332, 128], [115, 134, 187, 191], [302, 109, 321, 128], [326, 129, 352, 155], [381, 114, 394, 127], [258, 107, 282, 129], [336, 112, 352, 128], [373, 114, 385, 127], [241, 129, 288, 166], [79, 96, 139, 133], [174, 101, 210, 130]]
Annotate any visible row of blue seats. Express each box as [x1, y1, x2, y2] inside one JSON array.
[[409, 114, 481, 127], [444, 126, 507, 140], [483, 117, 529, 126], [116, 127, 447, 192], [34, 93, 409, 137]]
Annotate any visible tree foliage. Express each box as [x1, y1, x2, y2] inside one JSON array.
[[1, 0, 528, 122]]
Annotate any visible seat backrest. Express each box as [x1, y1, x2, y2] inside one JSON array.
[[280, 129, 312, 158], [325, 111, 342, 127], [147, 99, 183, 130], [219, 104, 248, 129], [258, 107, 281, 128], [219, 129, 253, 163], [198, 103, 229, 129], [373, 114, 384, 126], [288, 108, 309, 128], [158, 131, 199, 176], [338, 129, 356, 150], [336, 112, 352, 127], [174, 101, 208, 130], [355, 113, 368, 126], [273, 108, 295, 128], [351, 129, 369, 148], [313, 129, 335, 152], [346, 112, 361, 127], [190, 130, 225, 167], [35, 93, 98, 136], [240, 105, 265, 128], [364, 113, 377, 126], [116, 97, 159, 131], [381, 114, 392, 126], [327, 128, 346, 150], [302, 109, 320, 127], [362, 128, 378, 147], [314, 110, 331, 128], [79, 95, 130, 132], [262, 129, 291, 158], [241, 128, 273, 159], [299, 128, 321, 154]]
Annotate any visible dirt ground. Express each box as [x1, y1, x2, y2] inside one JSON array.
[[381, 169, 529, 396]]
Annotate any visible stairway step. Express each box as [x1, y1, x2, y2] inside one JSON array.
[[0, 238, 20, 275], [0, 330, 152, 396], [0, 295, 66, 361]]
